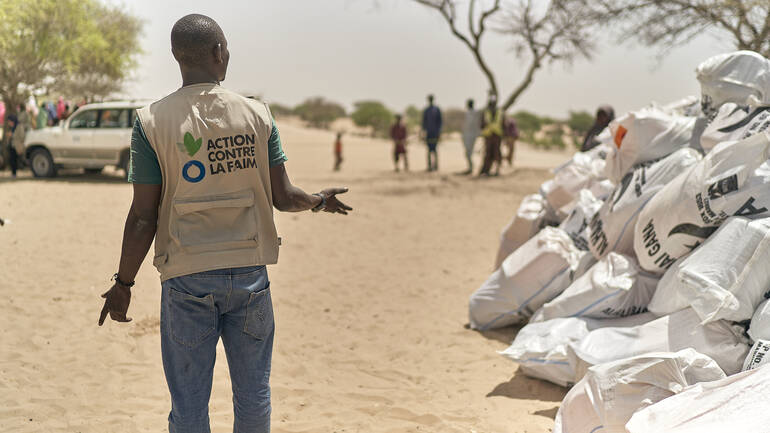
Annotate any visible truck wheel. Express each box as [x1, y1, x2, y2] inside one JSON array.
[[30, 148, 56, 178]]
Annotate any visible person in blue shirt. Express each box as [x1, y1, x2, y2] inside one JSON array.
[[421, 94, 442, 172]]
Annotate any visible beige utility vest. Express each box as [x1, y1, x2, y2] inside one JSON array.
[[137, 84, 279, 281]]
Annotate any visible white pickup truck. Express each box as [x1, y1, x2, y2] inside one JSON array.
[[24, 100, 149, 177]]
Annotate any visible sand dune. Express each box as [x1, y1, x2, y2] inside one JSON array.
[[0, 120, 572, 432]]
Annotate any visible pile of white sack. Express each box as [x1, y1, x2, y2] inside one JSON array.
[[469, 50, 770, 432]]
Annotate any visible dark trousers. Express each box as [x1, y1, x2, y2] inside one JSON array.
[[8, 146, 18, 176], [479, 134, 501, 175]]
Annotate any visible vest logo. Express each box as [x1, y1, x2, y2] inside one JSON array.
[[178, 132, 203, 157], [177, 131, 260, 183], [178, 132, 206, 183], [183, 160, 206, 183]]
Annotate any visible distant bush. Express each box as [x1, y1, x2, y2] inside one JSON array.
[[512, 110, 542, 141], [534, 127, 568, 149], [351, 100, 393, 137], [294, 97, 346, 128], [268, 102, 294, 118], [508, 109, 584, 150], [568, 110, 594, 138], [540, 116, 558, 125], [440, 108, 465, 134], [404, 105, 421, 129]]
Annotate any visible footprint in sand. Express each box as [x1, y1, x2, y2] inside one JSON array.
[[129, 316, 160, 337]]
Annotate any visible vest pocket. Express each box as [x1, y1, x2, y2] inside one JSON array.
[[172, 189, 259, 254]]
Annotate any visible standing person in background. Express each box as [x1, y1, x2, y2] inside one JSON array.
[[581, 105, 614, 152], [503, 116, 519, 166], [97, 14, 352, 432], [479, 96, 503, 177], [37, 102, 49, 129], [14, 103, 30, 168], [56, 97, 66, 124], [334, 132, 343, 171], [461, 99, 481, 175], [62, 103, 71, 122], [421, 94, 442, 172], [5, 114, 17, 177], [390, 114, 408, 172], [45, 102, 56, 125]]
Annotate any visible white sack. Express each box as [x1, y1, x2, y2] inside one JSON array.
[[646, 257, 690, 316], [588, 148, 702, 259], [635, 132, 770, 274], [494, 194, 547, 270], [569, 307, 750, 378], [701, 103, 770, 153], [661, 95, 701, 117], [696, 50, 770, 116], [743, 340, 770, 371], [554, 349, 725, 433], [626, 364, 770, 433], [538, 180, 563, 224], [469, 227, 587, 330], [532, 253, 659, 322], [672, 217, 770, 323], [587, 178, 615, 202], [604, 107, 697, 183], [558, 189, 603, 252], [749, 298, 770, 341], [545, 148, 608, 212], [571, 252, 598, 283], [499, 313, 656, 387]]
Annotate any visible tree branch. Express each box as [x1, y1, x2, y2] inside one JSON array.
[[413, 0, 500, 97]]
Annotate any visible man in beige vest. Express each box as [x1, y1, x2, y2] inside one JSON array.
[[97, 14, 351, 433]]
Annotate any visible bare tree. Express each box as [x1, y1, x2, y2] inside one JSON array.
[[412, 0, 601, 112], [597, 0, 770, 57]]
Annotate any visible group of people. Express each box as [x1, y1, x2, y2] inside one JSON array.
[[2, 97, 84, 177], [386, 94, 519, 176], [35, 97, 82, 128], [461, 95, 518, 176]]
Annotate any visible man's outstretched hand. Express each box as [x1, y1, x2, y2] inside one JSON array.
[[98, 283, 132, 326], [319, 188, 353, 215]]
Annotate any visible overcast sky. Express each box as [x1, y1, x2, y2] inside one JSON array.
[[115, 0, 732, 117]]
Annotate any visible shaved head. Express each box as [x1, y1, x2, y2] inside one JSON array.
[[171, 14, 226, 66]]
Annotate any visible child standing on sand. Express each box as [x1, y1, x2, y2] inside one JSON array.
[[334, 132, 343, 171], [390, 114, 408, 172]]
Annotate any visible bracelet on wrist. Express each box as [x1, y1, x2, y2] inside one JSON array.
[[112, 273, 135, 289], [311, 193, 326, 213]]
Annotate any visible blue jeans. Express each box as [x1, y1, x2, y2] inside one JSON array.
[[160, 266, 274, 433]]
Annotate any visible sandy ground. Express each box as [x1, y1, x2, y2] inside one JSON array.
[[0, 120, 573, 433]]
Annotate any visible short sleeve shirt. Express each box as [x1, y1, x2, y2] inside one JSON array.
[[128, 116, 288, 184]]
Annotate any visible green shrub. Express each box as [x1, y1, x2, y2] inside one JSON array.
[[294, 97, 346, 128], [512, 110, 542, 142], [404, 105, 421, 129], [351, 100, 394, 137], [268, 102, 294, 118], [568, 110, 595, 138], [442, 108, 465, 133]]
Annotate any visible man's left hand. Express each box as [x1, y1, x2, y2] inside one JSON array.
[[98, 283, 133, 326], [319, 188, 353, 215]]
